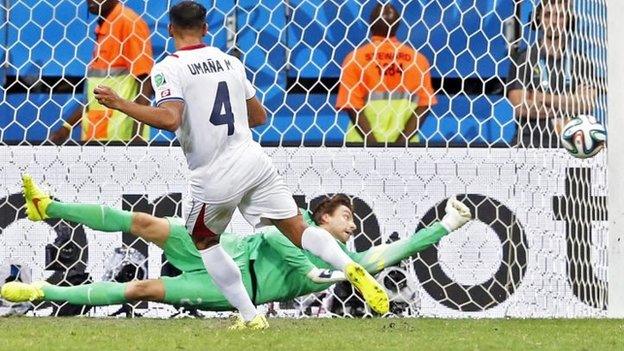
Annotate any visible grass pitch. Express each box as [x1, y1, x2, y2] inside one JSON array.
[[0, 317, 622, 350]]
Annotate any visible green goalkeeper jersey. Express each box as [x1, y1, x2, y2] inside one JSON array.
[[160, 217, 356, 309], [249, 230, 349, 304], [161, 215, 446, 311]]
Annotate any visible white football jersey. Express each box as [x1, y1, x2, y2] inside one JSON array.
[[151, 44, 273, 203]]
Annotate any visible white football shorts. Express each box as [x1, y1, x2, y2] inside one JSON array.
[[184, 169, 298, 237]]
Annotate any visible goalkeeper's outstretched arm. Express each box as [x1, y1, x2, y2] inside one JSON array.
[[297, 196, 471, 282], [351, 222, 448, 274], [351, 197, 471, 274]]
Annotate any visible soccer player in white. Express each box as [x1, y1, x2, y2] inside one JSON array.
[[93, 1, 388, 329]]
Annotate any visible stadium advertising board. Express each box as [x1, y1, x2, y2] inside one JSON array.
[[0, 146, 608, 317]]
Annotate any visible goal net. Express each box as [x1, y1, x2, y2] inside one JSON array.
[[0, 0, 611, 318]]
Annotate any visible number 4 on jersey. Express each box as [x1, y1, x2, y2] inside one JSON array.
[[210, 81, 235, 135]]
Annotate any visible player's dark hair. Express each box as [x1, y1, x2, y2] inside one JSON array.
[[369, 3, 400, 37], [312, 194, 353, 225], [169, 1, 207, 30]]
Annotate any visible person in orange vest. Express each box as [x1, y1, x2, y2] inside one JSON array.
[[507, 0, 596, 148], [51, 0, 153, 143], [336, 3, 437, 146]]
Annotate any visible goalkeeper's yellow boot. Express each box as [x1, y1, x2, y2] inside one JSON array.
[[21, 174, 51, 221], [1, 281, 46, 302], [345, 262, 389, 315]]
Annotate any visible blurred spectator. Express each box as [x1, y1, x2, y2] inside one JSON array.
[[51, 0, 154, 143], [336, 3, 437, 146], [507, 0, 596, 148]]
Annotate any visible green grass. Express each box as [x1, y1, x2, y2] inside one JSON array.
[[0, 317, 623, 351]]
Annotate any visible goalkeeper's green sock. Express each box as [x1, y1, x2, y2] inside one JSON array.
[[357, 223, 449, 272], [47, 201, 132, 233], [42, 282, 128, 306]]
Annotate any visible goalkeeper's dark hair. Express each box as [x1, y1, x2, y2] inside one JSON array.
[[312, 194, 354, 225], [169, 1, 207, 30]]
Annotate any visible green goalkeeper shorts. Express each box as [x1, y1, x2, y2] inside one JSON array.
[[158, 217, 251, 311], [161, 217, 206, 272]]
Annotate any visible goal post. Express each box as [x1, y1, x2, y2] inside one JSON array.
[[607, 0, 624, 318]]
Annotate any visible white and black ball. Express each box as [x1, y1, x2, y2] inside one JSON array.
[[560, 115, 606, 159]]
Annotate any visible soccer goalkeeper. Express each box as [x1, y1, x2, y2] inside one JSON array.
[[2, 175, 471, 317]]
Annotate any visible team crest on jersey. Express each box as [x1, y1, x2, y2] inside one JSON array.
[[161, 89, 171, 98], [154, 73, 167, 87]]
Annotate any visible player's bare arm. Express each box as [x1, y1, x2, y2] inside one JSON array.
[[508, 88, 558, 120], [530, 87, 596, 114], [246, 96, 267, 127], [509, 86, 597, 121], [395, 106, 427, 146], [51, 103, 84, 143], [94, 85, 184, 132], [345, 108, 377, 144], [130, 74, 155, 139], [135, 74, 153, 106]]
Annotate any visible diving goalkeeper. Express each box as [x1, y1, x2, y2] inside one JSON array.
[[1, 175, 471, 311]]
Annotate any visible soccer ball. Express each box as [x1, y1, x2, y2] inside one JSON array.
[[560, 115, 606, 159]]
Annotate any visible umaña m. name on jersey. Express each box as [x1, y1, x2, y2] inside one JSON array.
[[151, 44, 274, 204], [187, 57, 234, 75]]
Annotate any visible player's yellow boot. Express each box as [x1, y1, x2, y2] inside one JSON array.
[[246, 315, 269, 330], [345, 262, 390, 315], [228, 315, 247, 330], [1, 281, 45, 302], [21, 174, 51, 221], [228, 314, 269, 330]]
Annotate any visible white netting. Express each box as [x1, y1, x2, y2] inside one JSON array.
[[0, 0, 610, 318]]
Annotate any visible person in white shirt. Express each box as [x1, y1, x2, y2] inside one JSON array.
[[93, 1, 389, 329]]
